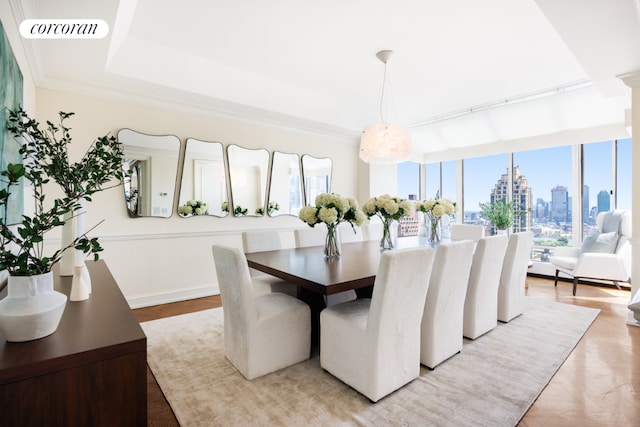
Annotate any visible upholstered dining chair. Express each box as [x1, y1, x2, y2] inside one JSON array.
[[320, 246, 435, 402], [362, 222, 384, 242], [463, 235, 508, 339], [450, 224, 485, 242], [294, 224, 327, 248], [497, 231, 534, 323], [420, 240, 475, 369], [338, 222, 364, 243], [211, 245, 311, 380], [242, 230, 297, 297]]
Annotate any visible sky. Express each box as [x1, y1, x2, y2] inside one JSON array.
[[397, 138, 632, 212]]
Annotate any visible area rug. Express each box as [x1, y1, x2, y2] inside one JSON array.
[[141, 298, 599, 426]]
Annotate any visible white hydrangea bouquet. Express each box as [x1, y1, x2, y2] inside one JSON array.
[[362, 194, 415, 249], [299, 193, 366, 258], [178, 200, 209, 216], [415, 198, 456, 242]]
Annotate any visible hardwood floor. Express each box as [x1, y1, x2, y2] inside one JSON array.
[[133, 279, 639, 426]]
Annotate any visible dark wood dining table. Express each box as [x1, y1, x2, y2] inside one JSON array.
[[245, 236, 437, 343]]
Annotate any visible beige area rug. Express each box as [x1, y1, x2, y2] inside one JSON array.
[[141, 298, 599, 427]]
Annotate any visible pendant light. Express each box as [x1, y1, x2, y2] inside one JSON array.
[[359, 50, 412, 164]]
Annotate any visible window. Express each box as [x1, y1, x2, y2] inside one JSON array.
[[616, 138, 632, 211], [425, 162, 440, 200], [441, 161, 456, 201], [514, 146, 572, 258], [397, 161, 419, 200], [583, 141, 613, 237], [462, 154, 508, 230]]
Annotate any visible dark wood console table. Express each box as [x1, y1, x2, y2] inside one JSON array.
[[0, 260, 147, 426]]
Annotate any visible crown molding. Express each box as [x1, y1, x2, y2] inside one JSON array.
[[618, 71, 640, 88]]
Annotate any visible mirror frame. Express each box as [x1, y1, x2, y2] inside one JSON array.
[[227, 144, 270, 217], [267, 151, 303, 217], [118, 128, 181, 218], [301, 154, 333, 206], [178, 138, 229, 218]]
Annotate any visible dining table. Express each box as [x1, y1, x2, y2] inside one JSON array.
[[245, 236, 439, 343]]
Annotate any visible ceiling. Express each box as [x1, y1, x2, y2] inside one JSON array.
[[10, 0, 640, 157]]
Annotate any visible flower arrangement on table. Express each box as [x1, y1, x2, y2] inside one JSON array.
[[362, 194, 415, 249], [178, 200, 209, 216], [298, 193, 366, 258], [416, 198, 457, 242]]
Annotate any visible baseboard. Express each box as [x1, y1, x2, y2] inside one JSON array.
[[127, 285, 220, 309]]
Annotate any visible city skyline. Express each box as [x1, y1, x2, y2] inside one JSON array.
[[397, 138, 631, 216]]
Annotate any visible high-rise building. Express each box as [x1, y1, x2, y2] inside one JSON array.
[[551, 186, 569, 223], [535, 197, 548, 220], [583, 185, 589, 224], [489, 166, 532, 233], [597, 190, 611, 214]]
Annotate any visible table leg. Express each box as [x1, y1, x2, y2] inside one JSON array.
[[298, 288, 326, 349]]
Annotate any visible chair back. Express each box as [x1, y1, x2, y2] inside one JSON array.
[[294, 223, 327, 247], [243, 230, 281, 252], [362, 222, 384, 241], [338, 222, 364, 243], [211, 245, 257, 360], [463, 235, 508, 339], [450, 224, 485, 242], [368, 247, 435, 344], [421, 240, 475, 368], [497, 231, 534, 322]]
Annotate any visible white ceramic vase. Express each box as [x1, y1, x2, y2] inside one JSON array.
[[0, 272, 67, 342]]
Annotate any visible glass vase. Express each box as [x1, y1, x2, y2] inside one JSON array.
[[324, 223, 341, 258], [380, 218, 394, 250], [429, 216, 441, 243]]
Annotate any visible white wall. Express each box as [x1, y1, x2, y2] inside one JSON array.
[[36, 88, 359, 307]]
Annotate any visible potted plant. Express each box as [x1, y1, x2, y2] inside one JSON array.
[[0, 109, 125, 341], [479, 199, 516, 234]]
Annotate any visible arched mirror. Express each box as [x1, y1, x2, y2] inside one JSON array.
[[301, 154, 332, 205], [227, 144, 269, 217], [178, 138, 228, 217], [268, 151, 303, 217], [118, 128, 180, 218]]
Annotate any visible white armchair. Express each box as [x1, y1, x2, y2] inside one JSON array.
[[320, 247, 435, 402], [212, 245, 311, 380], [549, 210, 631, 296]]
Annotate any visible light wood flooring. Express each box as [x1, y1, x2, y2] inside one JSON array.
[[133, 277, 640, 427]]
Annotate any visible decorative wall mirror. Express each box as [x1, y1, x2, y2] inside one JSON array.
[[118, 128, 180, 218], [227, 144, 269, 217], [178, 138, 228, 218], [268, 151, 303, 217], [301, 154, 332, 205]]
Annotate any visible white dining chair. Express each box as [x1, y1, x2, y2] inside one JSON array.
[[242, 230, 297, 297], [362, 222, 384, 242], [320, 246, 435, 402], [212, 245, 311, 380], [338, 222, 364, 243], [294, 224, 327, 248], [463, 235, 508, 339], [450, 224, 485, 242], [420, 240, 475, 369], [497, 231, 534, 322]]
